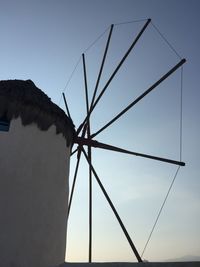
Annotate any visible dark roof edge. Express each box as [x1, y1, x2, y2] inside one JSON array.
[[0, 79, 75, 146]]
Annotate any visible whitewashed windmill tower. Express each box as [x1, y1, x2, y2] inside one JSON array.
[[0, 80, 74, 267]]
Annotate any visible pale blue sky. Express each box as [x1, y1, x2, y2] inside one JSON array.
[[0, 0, 199, 262]]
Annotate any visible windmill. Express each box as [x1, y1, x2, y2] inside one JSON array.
[[61, 18, 186, 263], [0, 18, 186, 267], [0, 79, 75, 267]]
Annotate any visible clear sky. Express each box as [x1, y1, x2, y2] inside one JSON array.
[[0, 0, 199, 263]]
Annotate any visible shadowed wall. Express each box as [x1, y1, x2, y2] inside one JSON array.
[[0, 80, 74, 267]]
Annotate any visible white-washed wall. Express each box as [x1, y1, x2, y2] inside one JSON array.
[[0, 117, 71, 267]]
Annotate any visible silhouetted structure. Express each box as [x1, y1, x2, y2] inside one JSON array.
[[0, 80, 74, 267]]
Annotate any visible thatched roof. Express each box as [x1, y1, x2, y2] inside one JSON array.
[[0, 79, 75, 146]]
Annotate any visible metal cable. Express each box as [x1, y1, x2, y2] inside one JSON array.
[[58, 26, 110, 107], [83, 26, 110, 54], [58, 56, 81, 106], [63, 57, 81, 93], [141, 166, 181, 258], [180, 67, 183, 161], [59, 19, 148, 108], [141, 66, 184, 258], [151, 21, 182, 60], [114, 18, 149, 26]]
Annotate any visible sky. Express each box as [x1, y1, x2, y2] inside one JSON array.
[[0, 0, 199, 263]]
